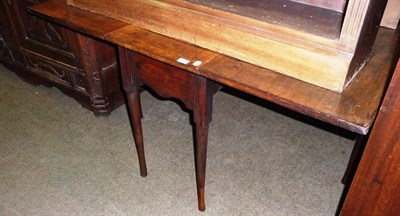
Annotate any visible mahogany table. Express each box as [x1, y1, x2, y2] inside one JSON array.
[[29, 0, 400, 212]]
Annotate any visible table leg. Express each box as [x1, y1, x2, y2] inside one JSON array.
[[126, 88, 147, 177], [119, 47, 221, 210], [342, 134, 368, 185], [193, 76, 215, 211], [118, 47, 147, 177]]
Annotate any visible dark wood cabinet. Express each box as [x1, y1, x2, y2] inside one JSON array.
[[0, 0, 123, 115], [0, 0, 24, 66]]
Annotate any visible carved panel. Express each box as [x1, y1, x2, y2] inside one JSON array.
[[0, 1, 13, 61], [24, 51, 76, 88], [16, 0, 68, 49], [0, 34, 11, 61], [0, 32, 25, 65], [70, 72, 89, 93], [0, 10, 24, 65], [9, 49, 25, 65], [10, 0, 76, 65], [0, 4, 4, 32], [77, 35, 105, 99]]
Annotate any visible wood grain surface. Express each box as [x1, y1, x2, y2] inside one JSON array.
[[28, 0, 129, 39], [29, 0, 399, 134], [290, 0, 346, 12], [65, 0, 387, 92], [199, 28, 399, 134], [106, 25, 220, 74]]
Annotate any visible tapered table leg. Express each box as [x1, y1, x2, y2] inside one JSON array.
[[193, 76, 216, 211], [118, 47, 147, 177], [126, 88, 147, 177], [194, 124, 209, 211]]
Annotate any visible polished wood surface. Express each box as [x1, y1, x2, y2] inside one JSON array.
[[1, 0, 124, 115], [340, 60, 400, 216], [200, 28, 399, 134], [29, 1, 399, 134], [107, 25, 220, 74], [27, 0, 129, 40]]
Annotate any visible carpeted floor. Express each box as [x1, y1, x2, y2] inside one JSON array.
[[0, 63, 355, 215]]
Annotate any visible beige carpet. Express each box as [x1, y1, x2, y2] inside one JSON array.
[[0, 63, 355, 215]]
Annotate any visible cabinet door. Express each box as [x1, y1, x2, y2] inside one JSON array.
[[9, 0, 78, 66], [6, 0, 84, 90]]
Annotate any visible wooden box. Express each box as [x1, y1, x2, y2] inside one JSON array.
[[65, 0, 388, 92]]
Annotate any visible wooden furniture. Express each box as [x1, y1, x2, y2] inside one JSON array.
[[0, 0, 123, 115], [119, 48, 221, 211], [65, 0, 388, 92], [340, 59, 400, 215], [29, 0, 400, 212], [380, 0, 400, 29]]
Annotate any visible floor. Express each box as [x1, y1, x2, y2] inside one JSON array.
[[0, 63, 355, 215]]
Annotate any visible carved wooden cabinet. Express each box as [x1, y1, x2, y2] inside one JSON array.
[[0, 1, 24, 66], [0, 0, 123, 115]]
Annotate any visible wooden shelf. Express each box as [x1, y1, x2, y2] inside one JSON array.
[[186, 0, 344, 39], [63, 0, 387, 92]]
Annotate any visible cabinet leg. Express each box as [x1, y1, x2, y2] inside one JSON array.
[[126, 89, 147, 177]]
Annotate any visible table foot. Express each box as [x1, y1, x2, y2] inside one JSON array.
[[197, 187, 206, 211]]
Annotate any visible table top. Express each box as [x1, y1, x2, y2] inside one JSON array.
[[30, 0, 400, 135]]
